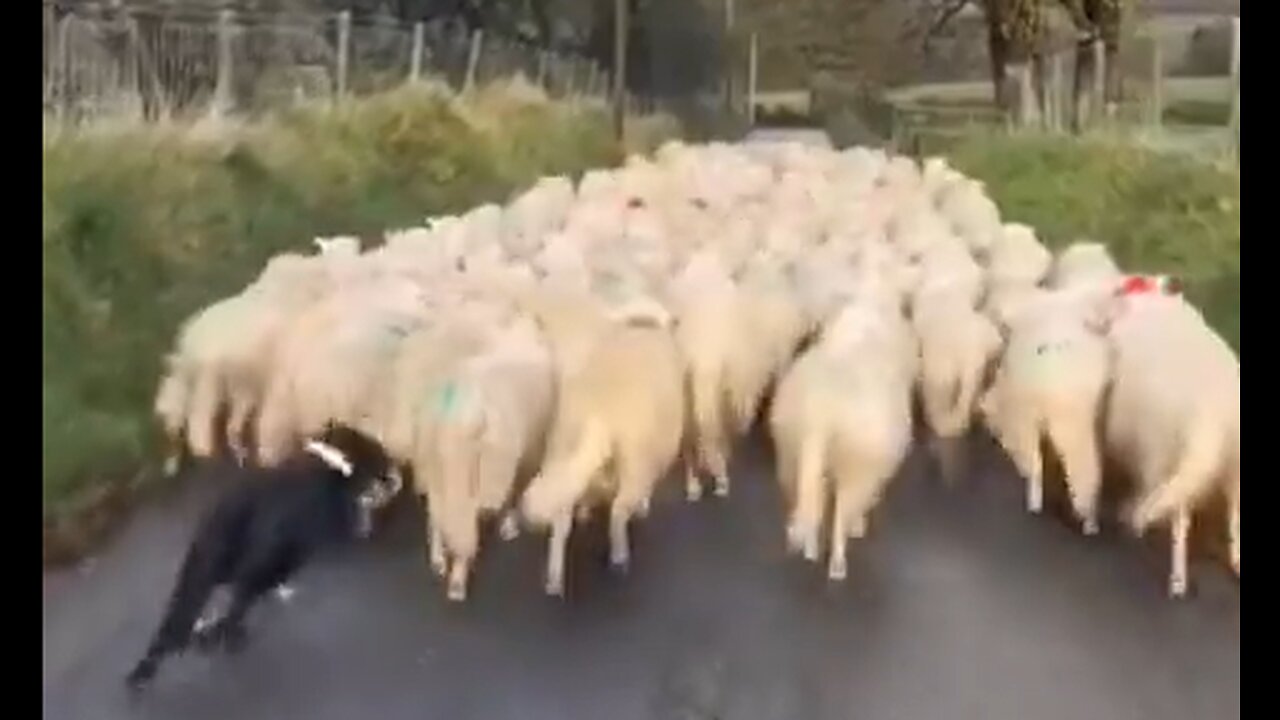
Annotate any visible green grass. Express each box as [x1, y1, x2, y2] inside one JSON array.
[[943, 133, 1240, 351], [42, 82, 675, 540]]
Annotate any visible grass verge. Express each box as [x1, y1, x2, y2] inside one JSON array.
[[942, 132, 1239, 353]]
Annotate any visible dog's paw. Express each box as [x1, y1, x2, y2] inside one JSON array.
[[125, 661, 156, 693], [194, 622, 249, 655], [498, 513, 520, 542], [274, 583, 297, 603]]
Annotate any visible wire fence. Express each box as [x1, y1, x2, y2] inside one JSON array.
[[41, 2, 679, 126]]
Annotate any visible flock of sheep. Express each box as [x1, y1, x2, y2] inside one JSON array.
[[154, 140, 1241, 603]]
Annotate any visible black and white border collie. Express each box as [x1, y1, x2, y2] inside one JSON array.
[[125, 423, 402, 691]]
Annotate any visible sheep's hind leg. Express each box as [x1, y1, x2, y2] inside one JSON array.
[[684, 439, 704, 502], [545, 510, 573, 598], [1006, 420, 1045, 515], [1047, 411, 1102, 536], [428, 519, 447, 577], [1169, 507, 1192, 598], [828, 489, 850, 581], [446, 556, 471, 602]]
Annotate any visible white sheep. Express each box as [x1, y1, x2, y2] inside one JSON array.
[[424, 313, 555, 601], [1103, 280, 1240, 597], [936, 177, 1003, 259], [253, 279, 431, 466], [1050, 241, 1122, 290], [912, 292, 1004, 484], [769, 294, 918, 581], [519, 285, 685, 597], [154, 251, 334, 470], [986, 223, 1053, 288], [978, 286, 1114, 533]]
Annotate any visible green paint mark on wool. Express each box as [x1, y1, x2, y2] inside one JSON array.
[[436, 382, 460, 416]]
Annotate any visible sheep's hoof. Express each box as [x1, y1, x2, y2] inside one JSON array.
[[785, 524, 804, 555], [273, 583, 297, 603], [446, 581, 467, 603], [162, 456, 180, 477], [827, 558, 848, 582], [713, 477, 730, 498], [1168, 574, 1189, 599], [685, 481, 703, 502], [1081, 517, 1100, 536], [498, 513, 520, 541], [430, 555, 447, 577], [1027, 497, 1043, 514], [545, 577, 565, 598], [802, 539, 820, 563], [610, 557, 630, 576]]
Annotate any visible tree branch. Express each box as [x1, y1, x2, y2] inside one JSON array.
[[922, 0, 974, 51]]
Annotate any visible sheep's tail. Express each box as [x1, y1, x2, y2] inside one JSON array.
[[923, 373, 964, 438], [1132, 417, 1229, 533], [436, 415, 484, 559], [521, 419, 612, 526], [789, 424, 829, 558], [692, 363, 728, 455], [434, 386, 491, 558], [726, 358, 769, 437]]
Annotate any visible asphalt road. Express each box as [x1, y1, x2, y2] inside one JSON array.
[[43, 433, 1239, 720]]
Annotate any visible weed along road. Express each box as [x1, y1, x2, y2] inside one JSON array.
[[42, 433, 1239, 720]]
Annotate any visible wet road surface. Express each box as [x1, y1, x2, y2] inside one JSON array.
[[43, 434, 1240, 720]]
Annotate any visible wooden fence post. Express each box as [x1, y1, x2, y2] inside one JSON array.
[[336, 10, 351, 98], [1228, 16, 1240, 154], [213, 9, 235, 115], [410, 22, 424, 82], [464, 30, 483, 92], [747, 32, 758, 125]]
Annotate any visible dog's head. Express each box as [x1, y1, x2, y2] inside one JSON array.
[[306, 423, 403, 538]]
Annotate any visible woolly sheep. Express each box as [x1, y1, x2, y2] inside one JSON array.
[[1050, 241, 1123, 290], [519, 285, 685, 597], [978, 287, 1114, 533], [254, 279, 431, 466], [912, 293, 1004, 484], [154, 251, 335, 470], [423, 313, 555, 601], [1103, 282, 1240, 597], [503, 175, 575, 260], [986, 223, 1052, 288], [769, 297, 918, 581], [937, 178, 1002, 259]]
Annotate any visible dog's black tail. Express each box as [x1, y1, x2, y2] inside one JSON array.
[[125, 536, 223, 691]]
